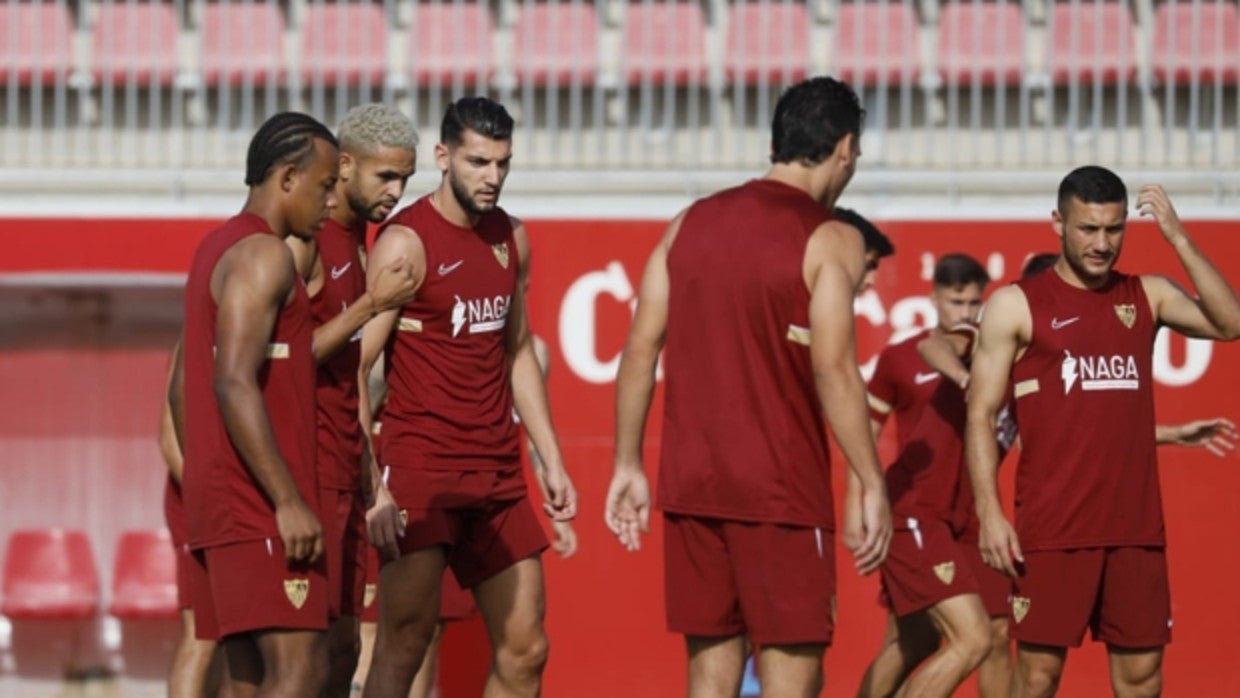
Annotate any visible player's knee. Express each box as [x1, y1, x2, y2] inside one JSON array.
[[380, 621, 436, 667], [1112, 655, 1162, 697], [494, 629, 549, 682], [954, 622, 993, 671], [1020, 663, 1063, 698], [327, 625, 361, 671]]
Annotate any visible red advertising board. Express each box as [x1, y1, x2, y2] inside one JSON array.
[[3, 215, 1238, 695]]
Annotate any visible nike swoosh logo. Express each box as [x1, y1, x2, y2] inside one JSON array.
[[914, 372, 940, 385], [438, 260, 465, 276], [1051, 316, 1080, 330], [330, 262, 351, 280]]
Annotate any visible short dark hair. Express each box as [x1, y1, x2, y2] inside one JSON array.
[[933, 253, 990, 289], [441, 97, 514, 146], [244, 112, 337, 186], [1021, 253, 1059, 278], [771, 76, 865, 166], [1057, 165, 1127, 216], [834, 207, 894, 258]]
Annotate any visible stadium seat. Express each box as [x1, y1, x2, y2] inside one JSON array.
[[1152, 1, 1240, 84], [201, 1, 287, 86], [0, 1, 74, 85], [1047, 1, 1138, 85], [512, 3, 599, 86], [408, 2, 495, 86], [936, 2, 1025, 86], [109, 529, 177, 621], [1, 529, 98, 620], [621, 2, 708, 85], [91, 1, 180, 86], [725, 2, 811, 85], [833, 1, 921, 87], [299, 2, 388, 86]]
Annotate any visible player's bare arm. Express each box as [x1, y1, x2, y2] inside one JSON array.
[[357, 224, 425, 555], [506, 220, 577, 523], [1155, 417, 1239, 458], [159, 341, 186, 484], [1137, 185, 1240, 341], [805, 219, 891, 574], [918, 331, 972, 389], [212, 233, 323, 563], [608, 212, 683, 552], [964, 285, 1029, 577]]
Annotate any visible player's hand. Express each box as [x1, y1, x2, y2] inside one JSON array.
[[540, 463, 578, 522], [550, 520, 579, 559], [275, 497, 323, 563], [605, 467, 651, 552], [978, 508, 1023, 577], [1165, 417, 1238, 458], [852, 487, 892, 575], [841, 484, 865, 553], [366, 484, 405, 560], [1136, 185, 1186, 243], [368, 255, 416, 311]]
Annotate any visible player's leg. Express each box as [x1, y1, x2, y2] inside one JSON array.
[[221, 633, 263, 698], [976, 617, 1013, 698], [756, 643, 826, 698], [408, 621, 446, 698], [856, 612, 939, 697], [324, 615, 361, 697], [1014, 643, 1067, 698], [323, 492, 368, 697], [1097, 547, 1171, 698], [364, 546, 448, 698], [250, 628, 331, 697], [350, 547, 383, 697], [902, 593, 991, 697], [685, 635, 747, 698], [473, 555, 549, 698], [168, 609, 222, 698], [351, 620, 377, 698], [1107, 647, 1162, 698]]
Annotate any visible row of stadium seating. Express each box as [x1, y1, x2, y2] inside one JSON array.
[[3, 1, 1237, 89], [1, 528, 177, 679]]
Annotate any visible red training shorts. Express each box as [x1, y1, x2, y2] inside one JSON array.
[[1010, 547, 1171, 648], [191, 538, 329, 640], [321, 487, 368, 619], [360, 544, 476, 623], [663, 514, 836, 646], [386, 467, 548, 589], [175, 541, 200, 611], [880, 515, 980, 618], [959, 536, 1011, 618]]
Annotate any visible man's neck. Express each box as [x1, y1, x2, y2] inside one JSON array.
[[431, 181, 480, 229], [764, 164, 833, 207], [240, 192, 287, 238]]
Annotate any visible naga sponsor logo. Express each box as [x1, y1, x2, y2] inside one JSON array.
[[1061, 350, 1140, 394], [451, 294, 511, 337]]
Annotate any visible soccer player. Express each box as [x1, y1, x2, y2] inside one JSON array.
[[858, 254, 1003, 698], [834, 206, 895, 294], [966, 166, 1240, 697], [605, 76, 892, 697], [358, 97, 577, 698], [283, 103, 419, 697], [168, 112, 341, 695]]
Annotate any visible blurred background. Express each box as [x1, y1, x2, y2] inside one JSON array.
[[1, 0, 1239, 695]]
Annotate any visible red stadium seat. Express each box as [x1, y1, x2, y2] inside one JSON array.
[[408, 2, 494, 86], [201, 1, 287, 86], [299, 2, 388, 86], [1, 529, 98, 620], [936, 2, 1025, 86], [622, 2, 707, 85], [0, 1, 74, 85], [725, 2, 811, 84], [833, 1, 921, 87], [512, 3, 598, 86], [1152, 1, 1240, 84], [1047, 2, 1138, 85], [91, 1, 179, 86], [109, 529, 177, 621]]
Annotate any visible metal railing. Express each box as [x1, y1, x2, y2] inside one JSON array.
[[1, 0, 1237, 184]]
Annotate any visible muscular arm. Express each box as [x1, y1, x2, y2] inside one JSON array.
[[213, 235, 320, 560], [965, 285, 1029, 576], [918, 331, 972, 389], [507, 222, 576, 521], [607, 213, 683, 550], [159, 340, 184, 483], [806, 220, 890, 573], [1137, 185, 1240, 340]]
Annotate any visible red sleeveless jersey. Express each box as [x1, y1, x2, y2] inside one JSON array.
[[1010, 270, 1163, 550], [868, 328, 941, 451], [311, 219, 367, 490], [378, 195, 521, 471], [657, 179, 836, 529], [182, 213, 318, 549]]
